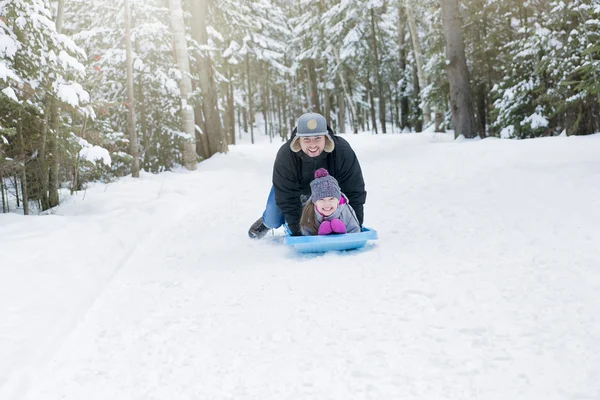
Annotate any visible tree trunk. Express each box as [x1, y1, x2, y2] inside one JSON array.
[[270, 82, 279, 140], [348, 73, 358, 133], [295, 72, 304, 122], [389, 91, 395, 133], [269, 89, 276, 142], [435, 111, 445, 132], [1, 173, 6, 213], [398, 1, 410, 130], [413, 64, 423, 132], [320, 61, 330, 126], [124, 0, 140, 176], [134, 38, 150, 169], [324, 87, 331, 126], [305, 60, 321, 114], [440, 0, 479, 139], [221, 86, 230, 144], [474, 2, 489, 137], [227, 66, 235, 145], [333, 48, 357, 133], [190, 0, 227, 156], [194, 106, 209, 160], [338, 89, 346, 134], [476, 82, 486, 136], [17, 115, 29, 215], [38, 0, 66, 210], [39, 96, 51, 210], [237, 107, 242, 140], [282, 68, 289, 137], [241, 79, 248, 134], [261, 63, 268, 137], [394, 94, 400, 131], [282, 79, 289, 138], [366, 74, 378, 134], [47, 0, 64, 207], [13, 174, 19, 208], [48, 97, 59, 207], [20, 174, 28, 215], [370, 8, 387, 133], [245, 54, 254, 144], [169, 0, 198, 169], [75, 116, 87, 190], [305, 59, 321, 113], [318, 0, 329, 125], [406, 3, 430, 127], [276, 90, 283, 140]]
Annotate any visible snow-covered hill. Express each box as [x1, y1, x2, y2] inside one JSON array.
[[1, 132, 599, 399]]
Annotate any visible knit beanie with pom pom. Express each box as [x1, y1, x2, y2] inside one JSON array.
[[310, 168, 341, 202]]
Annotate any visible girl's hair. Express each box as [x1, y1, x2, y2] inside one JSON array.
[[300, 201, 319, 235]]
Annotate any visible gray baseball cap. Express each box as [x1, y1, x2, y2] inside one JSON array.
[[295, 113, 328, 136]]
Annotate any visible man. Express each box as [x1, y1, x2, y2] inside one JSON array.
[[248, 112, 367, 239]]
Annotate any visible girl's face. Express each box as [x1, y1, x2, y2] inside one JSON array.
[[315, 197, 339, 216]]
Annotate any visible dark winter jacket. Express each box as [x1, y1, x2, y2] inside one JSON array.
[[272, 127, 367, 235]]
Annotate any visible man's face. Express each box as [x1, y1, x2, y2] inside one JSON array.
[[299, 136, 325, 157]]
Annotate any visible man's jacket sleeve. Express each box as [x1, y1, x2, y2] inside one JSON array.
[[334, 138, 367, 226], [272, 147, 302, 235]]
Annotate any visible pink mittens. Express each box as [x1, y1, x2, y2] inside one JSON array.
[[330, 218, 347, 234], [318, 220, 332, 235], [317, 219, 347, 235]]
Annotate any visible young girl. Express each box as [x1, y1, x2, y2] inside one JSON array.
[[300, 168, 362, 236]]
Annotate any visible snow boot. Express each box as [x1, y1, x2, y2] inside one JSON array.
[[248, 217, 270, 239]]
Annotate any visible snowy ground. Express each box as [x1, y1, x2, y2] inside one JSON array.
[[1, 131, 600, 400]]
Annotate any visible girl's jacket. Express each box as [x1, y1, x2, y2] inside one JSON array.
[[301, 194, 362, 236]]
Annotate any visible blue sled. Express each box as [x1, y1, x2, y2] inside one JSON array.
[[283, 227, 378, 253]]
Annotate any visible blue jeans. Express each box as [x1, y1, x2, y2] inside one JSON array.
[[262, 186, 286, 229]]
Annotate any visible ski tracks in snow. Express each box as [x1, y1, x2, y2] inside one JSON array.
[[0, 174, 197, 400]]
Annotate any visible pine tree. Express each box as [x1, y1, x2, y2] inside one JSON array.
[[1, 0, 88, 212]]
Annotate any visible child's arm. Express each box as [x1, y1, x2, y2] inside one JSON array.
[[341, 204, 362, 234]]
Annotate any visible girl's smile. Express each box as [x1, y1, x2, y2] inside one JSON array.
[[315, 197, 339, 216]]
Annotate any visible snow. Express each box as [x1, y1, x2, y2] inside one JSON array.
[[154, 70, 179, 96], [1, 86, 18, 102], [206, 26, 224, 43], [133, 58, 146, 72], [547, 37, 563, 49], [181, 98, 192, 111], [81, 104, 97, 120], [521, 110, 549, 129], [57, 34, 87, 60], [55, 80, 90, 107], [79, 145, 111, 167], [77, 137, 111, 166], [0, 62, 20, 82], [0, 33, 19, 59], [222, 40, 240, 58], [58, 50, 86, 75], [15, 16, 27, 30], [500, 125, 515, 139], [1, 132, 600, 400], [585, 19, 600, 27]]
